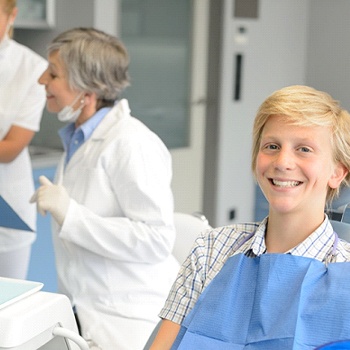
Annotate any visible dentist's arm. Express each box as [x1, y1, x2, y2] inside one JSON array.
[[149, 320, 180, 350]]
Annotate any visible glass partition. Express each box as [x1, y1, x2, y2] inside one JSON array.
[[120, 0, 192, 148]]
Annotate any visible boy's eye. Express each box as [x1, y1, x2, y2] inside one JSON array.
[[266, 144, 279, 150], [299, 146, 311, 153]]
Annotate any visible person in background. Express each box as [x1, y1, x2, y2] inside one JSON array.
[[0, 0, 47, 279], [30, 27, 179, 350], [150, 85, 350, 349]]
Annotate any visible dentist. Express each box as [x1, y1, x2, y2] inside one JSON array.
[[31, 27, 179, 350]]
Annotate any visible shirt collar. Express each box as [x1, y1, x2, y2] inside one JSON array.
[[80, 107, 110, 140], [233, 219, 267, 257], [243, 215, 336, 262], [58, 107, 111, 151], [250, 218, 268, 256], [287, 215, 335, 261]]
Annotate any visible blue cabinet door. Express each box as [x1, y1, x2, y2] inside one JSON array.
[[27, 167, 58, 292]]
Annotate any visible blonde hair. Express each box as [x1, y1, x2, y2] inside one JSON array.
[[251, 85, 350, 203], [1, 0, 16, 38]]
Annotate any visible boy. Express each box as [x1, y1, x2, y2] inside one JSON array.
[[150, 85, 350, 349]]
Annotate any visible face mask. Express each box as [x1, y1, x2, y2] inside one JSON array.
[[57, 93, 85, 123]]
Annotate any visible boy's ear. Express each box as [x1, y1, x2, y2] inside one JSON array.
[[329, 163, 349, 189]]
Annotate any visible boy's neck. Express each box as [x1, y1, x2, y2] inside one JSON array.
[[265, 211, 325, 253]]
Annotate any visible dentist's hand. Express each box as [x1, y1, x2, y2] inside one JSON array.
[[30, 176, 70, 226]]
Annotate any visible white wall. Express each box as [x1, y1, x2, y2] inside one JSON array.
[[208, 0, 310, 226], [94, 0, 119, 36], [306, 0, 350, 111]]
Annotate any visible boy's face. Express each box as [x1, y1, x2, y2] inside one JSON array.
[[255, 115, 345, 216]]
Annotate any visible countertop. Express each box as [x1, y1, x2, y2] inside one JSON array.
[[29, 146, 63, 169]]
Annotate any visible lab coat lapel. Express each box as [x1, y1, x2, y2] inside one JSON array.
[[89, 99, 130, 141]]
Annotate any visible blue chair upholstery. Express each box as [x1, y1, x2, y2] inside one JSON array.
[[330, 219, 350, 242], [328, 203, 350, 241], [331, 187, 350, 210]]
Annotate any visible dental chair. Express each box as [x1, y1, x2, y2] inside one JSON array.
[[172, 212, 211, 263], [327, 187, 350, 242], [142, 212, 211, 350], [328, 202, 350, 241]]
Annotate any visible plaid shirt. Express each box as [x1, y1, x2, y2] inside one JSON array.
[[159, 216, 350, 324]]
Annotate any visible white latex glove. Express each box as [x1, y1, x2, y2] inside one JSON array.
[[30, 176, 70, 226]]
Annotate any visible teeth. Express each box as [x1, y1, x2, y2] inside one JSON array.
[[272, 180, 300, 187]]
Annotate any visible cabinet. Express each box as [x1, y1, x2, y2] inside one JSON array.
[[15, 0, 55, 29], [27, 166, 58, 292]]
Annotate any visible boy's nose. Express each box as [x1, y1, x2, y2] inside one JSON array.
[[274, 149, 294, 170]]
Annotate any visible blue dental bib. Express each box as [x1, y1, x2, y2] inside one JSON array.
[[172, 253, 350, 350]]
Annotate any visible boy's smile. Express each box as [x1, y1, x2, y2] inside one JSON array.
[[270, 179, 302, 188]]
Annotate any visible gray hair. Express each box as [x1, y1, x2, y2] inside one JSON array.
[[47, 27, 130, 102]]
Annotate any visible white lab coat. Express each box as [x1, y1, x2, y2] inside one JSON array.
[[52, 100, 179, 349], [0, 39, 46, 252]]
